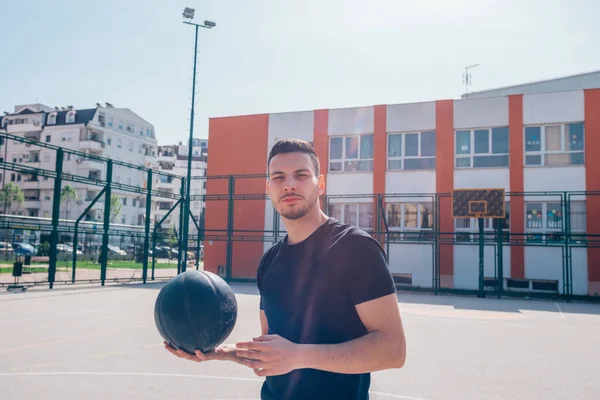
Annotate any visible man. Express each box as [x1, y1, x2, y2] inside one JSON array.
[[165, 138, 406, 399]]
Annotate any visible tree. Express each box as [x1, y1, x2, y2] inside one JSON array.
[[60, 185, 77, 220], [0, 183, 24, 215], [110, 195, 122, 222]]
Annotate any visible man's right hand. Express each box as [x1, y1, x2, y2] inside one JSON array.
[[163, 341, 245, 365]]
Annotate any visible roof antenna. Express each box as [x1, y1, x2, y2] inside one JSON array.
[[463, 64, 480, 97]]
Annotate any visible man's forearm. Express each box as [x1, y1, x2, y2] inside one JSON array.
[[295, 330, 405, 374]]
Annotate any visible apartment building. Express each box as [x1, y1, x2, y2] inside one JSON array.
[[0, 102, 158, 229], [154, 139, 207, 233]]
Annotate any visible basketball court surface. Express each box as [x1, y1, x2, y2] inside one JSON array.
[[1, 282, 598, 400]]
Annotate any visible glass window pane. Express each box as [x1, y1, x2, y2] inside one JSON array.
[[570, 152, 584, 165], [456, 218, 470, 229], [404, 204, 418, 228], [388, 160, 402, 170], [474, 129, 489, 153], [421, 131, 436, 157], [545, 126, 561, 151], [473, 155, 509, 167], [570, 201, 586, 232], [491, 127, 509, 154], [565, 123, 584, 151], [344, 204, 358, 226], [456, 131, 470, 154], [456, 157, 470, 167], [547, 203, 562, 230], [404, 158, 435, 170], [525, 127, 541, 152], [545, 153, 570, 166], [360, 135, 374, 159], [387, 204, 402, 227], [329, 204, 342, 221], [525, 155, 542, 165], [345, 137, 359, 159], [329, 161, 342, 171], [405, 134, 419, 156], [421, 203, 433, 229], [330, 137, 343, 159], [388, 134, 402, 157], [359, 203, 373, 229], [526, 203, 543, 229]]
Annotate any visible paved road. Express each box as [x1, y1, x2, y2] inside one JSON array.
[[1, 283, 599, 399]]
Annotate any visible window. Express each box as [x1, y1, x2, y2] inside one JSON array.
[[45, 135, 51, 143], [386, 202, 434, 241], [524, 123, 584, 166], [328, 203, 372, 230], [387, 131, 436, 170], [455, 202, 510, 242], [329, 135, 374, 172], [47, 113, 57, 125], [456, 127, 509, 168], [108, 117, 113, 127], [525, 201, 586, 242], [66, 111, 76, 123]]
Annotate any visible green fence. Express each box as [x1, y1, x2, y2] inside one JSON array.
[[0, 131, 203, 288]]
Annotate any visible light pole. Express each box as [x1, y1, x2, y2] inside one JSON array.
[[181, 7, 215, 272]]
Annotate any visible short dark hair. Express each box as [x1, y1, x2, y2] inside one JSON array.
[[267, 138, 320, 177]]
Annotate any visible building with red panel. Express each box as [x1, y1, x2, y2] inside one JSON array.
[[204, 70, 600, 297]]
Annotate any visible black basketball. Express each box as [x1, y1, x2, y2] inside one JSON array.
[[154, 270, 238, 354]]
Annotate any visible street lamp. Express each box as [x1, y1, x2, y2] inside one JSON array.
[[181, 7, 215, 273]]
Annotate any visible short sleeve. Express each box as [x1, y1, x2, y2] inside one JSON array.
[[256, 245, 276, 311], [340, 233, 396, 306]]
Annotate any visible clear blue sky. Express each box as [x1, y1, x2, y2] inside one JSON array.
[[1, 0, 599, 145]]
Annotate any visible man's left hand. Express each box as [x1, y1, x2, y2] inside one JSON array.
[[235, 334, 302, 377]]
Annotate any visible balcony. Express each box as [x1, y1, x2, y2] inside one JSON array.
[[6, 122, 42, 133], [77, 158, 104, 170], [80, 140, 105, 151]]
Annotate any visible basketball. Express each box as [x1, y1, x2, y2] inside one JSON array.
[[154, 270, 238, 354]]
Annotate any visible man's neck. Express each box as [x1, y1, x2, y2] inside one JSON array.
[[283, 209, 329, 245]]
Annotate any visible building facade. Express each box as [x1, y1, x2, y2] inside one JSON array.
[[155, 141, 207, 233], [0, 102, 158, 231], [204, 88, 600, 297]]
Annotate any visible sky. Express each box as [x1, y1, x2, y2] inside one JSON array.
[[1, 0, 600, 146]]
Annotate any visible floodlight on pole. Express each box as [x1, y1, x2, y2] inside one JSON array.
[[180, 7, 216, 274]]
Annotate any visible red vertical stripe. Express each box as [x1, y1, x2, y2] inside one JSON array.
[[584, 89, 600, 294], [509, 95, 525, 279], [205, 114, 269, 279], [373, 105, 387, 241], [313, 110, 329, 209], [435, 100, 454, 286]]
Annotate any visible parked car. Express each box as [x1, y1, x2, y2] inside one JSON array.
[[13, 243, 35, 255]]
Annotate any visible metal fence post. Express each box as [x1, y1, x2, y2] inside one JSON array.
[[48, 148, 64, 289], [178, 177, 185, 274], [225, 176, 235, 283], [142, 169, 152, 283], [100, 160, 112, 286]]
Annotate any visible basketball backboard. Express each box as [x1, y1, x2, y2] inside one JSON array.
[[452, 188, 505, 219]]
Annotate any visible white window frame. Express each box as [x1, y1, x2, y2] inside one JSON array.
[[387, 131, 436, 171], [385, 202, 434, 241], [328, 202, 373, 231], [328, 134, 374, 172], [524, 123, 585, 167], [524, 200, 586, 242], [47, 112, 57, 125], [454, 213, 510, 242], [455, 127, 509, 168], [66, 111, 76, 123]]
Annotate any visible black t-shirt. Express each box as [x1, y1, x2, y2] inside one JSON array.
[[256, 217, 397, 400]]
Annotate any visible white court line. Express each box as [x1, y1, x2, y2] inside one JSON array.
[[0, 372, 432, 399], [370, 391, 432, 400], [0, 308, 106, 325], [555, 302, 565, 319]]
